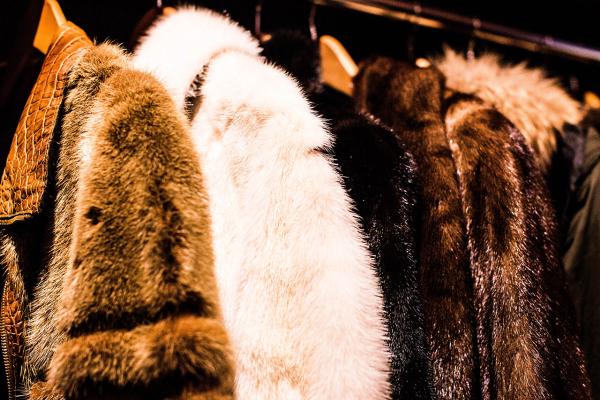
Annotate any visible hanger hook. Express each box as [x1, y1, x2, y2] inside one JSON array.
[[255, 0, 264, 38], [309, 2, 318, 43], [406, 2, 421, 62], [466, 17, 480, 60]]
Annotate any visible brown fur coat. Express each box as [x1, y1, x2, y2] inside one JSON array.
[[354, 58, 478, 400], [444, 92, 591, 399], [355, 56, 591, 399], [22, 43, 234, 399]]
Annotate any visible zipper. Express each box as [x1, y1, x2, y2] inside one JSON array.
[[0, 282, 16, 400]]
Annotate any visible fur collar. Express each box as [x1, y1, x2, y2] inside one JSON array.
[[135, 8, 391, 399], [435, 48, 582, 172], [262, 31, 435, 399], [26, 43, 234, 399], [354, 57, 479, 400]]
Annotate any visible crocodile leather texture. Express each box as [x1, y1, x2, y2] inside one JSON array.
[[0, 23, 91, 225], [0, 22, 91, 399]]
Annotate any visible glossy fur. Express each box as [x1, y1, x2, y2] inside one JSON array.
[[444, 93, 591, 399], [354, 58, 478, 400], [436, 48, 582, 172]]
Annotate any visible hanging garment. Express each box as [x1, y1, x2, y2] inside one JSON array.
[[444, 92, 591, 400], [353, 58, 478, 400], [355, 56, 591, 399], [564, 109, 600, 400], [261, 31, 434, 400], [134, 9, 391, 400], [1, 26, 234, 399], [435, 49, 584, 225]]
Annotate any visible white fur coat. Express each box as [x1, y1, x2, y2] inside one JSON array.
[[134, 8, 391, 400]]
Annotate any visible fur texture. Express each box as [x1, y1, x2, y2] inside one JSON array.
[[135, 9, 391, 399], [26, 44, 127, 386], [261, 31, 434, 399], [444, 92, 591, 399], [27, 43, 235, 399], [435, 48, 582, 172], [353, 57, 478, 400]]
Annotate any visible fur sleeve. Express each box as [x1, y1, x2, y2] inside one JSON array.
[[329, 114, 434, 400], [37, 45, 234, 399]]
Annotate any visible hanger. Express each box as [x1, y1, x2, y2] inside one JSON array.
[[319, 35, 358, 96], [585, 91, 600, 109], [309, 2, 357, 96], [316, 3, 430, 96], [33, 0, 67, 54], [466, 17, 480, 61], [254, 0, 273, 41]]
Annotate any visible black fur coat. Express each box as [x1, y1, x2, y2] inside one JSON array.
[[355, 55, 591, 399], [261, 32, 434, 400]]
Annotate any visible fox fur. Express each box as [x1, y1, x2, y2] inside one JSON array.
[[134, 8, 391, 399], [26, 43, 234, 399]]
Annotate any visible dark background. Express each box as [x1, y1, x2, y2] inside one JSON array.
[[1, 0, 600, 158], [3, 1, 600, 89]]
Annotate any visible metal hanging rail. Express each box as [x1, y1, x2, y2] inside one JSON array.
[[312, 0, 600, 64]]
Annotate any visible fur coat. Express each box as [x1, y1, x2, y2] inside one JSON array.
[[5, 41, 235, 399], [261, 31, 434, 399], [355, 55, 591, 399], [353, 58, 478, 400], [134, 8, 391, 400], [444, 92, 590, 399]]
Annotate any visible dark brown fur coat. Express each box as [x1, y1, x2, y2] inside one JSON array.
[[354, 58, 478, 400], [355, 56, 591, 399], [444, 92, 591, 399], [24, 44, 234, 399]]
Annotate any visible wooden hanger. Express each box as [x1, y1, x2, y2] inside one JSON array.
[[585, 91, 600, 109], [319, 35, 358, 96], [163, 6, 176, 15], [33, 0, 67, 54], [319, 35, 432, 96]]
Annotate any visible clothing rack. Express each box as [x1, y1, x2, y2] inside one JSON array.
[[312, 0, 600, 64]]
